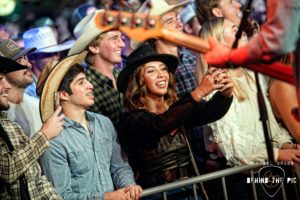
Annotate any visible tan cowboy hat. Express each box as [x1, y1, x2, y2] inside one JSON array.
[[130, 0, 189, 50], [39, 51, 87, 122], [68, 9, 114, 56]]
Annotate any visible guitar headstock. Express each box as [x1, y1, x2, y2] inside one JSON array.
[[95, 10, 163, 42]]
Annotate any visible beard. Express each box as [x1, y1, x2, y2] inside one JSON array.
[[0, 102, 10, 111]]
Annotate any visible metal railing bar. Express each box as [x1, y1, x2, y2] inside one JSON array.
[[141, 165, 261, 197], [221, 177, 228, 200], [250, 169, 258, 200]]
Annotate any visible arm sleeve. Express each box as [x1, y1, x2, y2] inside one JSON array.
[[0, 131, 49, 183], [110, 124, 136, 188], [35, 175, 63, 200], [40, 141, 104, 200], [123, 93, 232, 144], [186, 92, 233, 127]]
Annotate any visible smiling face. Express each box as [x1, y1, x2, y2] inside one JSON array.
[[222, 18, 248, 47], [0, 73, 12, 111], [67, 72, 94, 109], [161, 10, 183, 32], [142, 61, 170, 98], [6, 56, 33, 88], [91, 30, 125, 65]]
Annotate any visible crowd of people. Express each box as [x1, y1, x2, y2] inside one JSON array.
[[1, 0, 299, 199]]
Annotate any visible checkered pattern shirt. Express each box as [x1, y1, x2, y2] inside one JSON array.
[[174, 50, 206, 169], [0, 112, 61, 200], [86, 66, 123, 128], [175, 51, 197, 98]]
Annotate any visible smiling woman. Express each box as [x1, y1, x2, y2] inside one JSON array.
[[117, 44, 234, 199]]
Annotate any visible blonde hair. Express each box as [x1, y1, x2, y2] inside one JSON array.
[[124, 64, 178, 111], [196, 17, 254, 101]]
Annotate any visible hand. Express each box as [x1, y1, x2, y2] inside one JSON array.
[[41, 106, 65, 140], [204, 38, 231, 66], [104, 186, 131, 200], [278, 149, 300, 164], [125, 185, 142, 200], [218, 72, 234, 98], [191, 68, 224, 101]]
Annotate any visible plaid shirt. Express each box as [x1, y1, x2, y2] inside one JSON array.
[[175, 50, 197, 98], [86, 66, 123, 128], [174, 50, 206, 169], [0, 112, 61, 200]]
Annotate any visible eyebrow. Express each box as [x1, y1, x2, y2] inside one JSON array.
[[74, 77, 85, 84], [145, 63, 166, 68]]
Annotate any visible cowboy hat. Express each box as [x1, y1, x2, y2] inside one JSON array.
[[0, 56, 27, 74], [39, 51, 87, 122], [36, 60, 59, 97], [23, 26, 73, 54], [0, 39, 36, 60], [130, 0, 189, 50], [117, 44, 178, 93], [68, 9, 115, 55]]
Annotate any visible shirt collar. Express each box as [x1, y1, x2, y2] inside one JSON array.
[[86, 65, 120, 85], [63, 111, 95, 129]]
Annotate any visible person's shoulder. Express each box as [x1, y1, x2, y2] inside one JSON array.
[[87, 111, 114, 126]]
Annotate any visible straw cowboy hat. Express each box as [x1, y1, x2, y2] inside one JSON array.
[[68, 9, 115, 56], [0, 56, 27, 74], [0, 39, 36, 60], [130, 0, 189, 50], [39, 51, 87, 122], [117, 44, 178, 93], [23, 26, 74, 54]]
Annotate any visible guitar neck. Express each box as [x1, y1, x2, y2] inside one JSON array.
[[160, 28, 294, 84], [161, 29, 210, 53]]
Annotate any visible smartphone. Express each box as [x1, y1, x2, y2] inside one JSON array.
[[54, 92, 60, 110]]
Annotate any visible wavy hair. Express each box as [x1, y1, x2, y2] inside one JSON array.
[[124, 64, 178, 111]]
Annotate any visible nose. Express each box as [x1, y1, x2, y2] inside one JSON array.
[[3, 76, 12, 89], [118, 37, 125, 48], [87, 80, 94, 90]]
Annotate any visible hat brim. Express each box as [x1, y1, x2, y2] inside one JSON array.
[[32, 40, 74, 54], [12, 47, 36, 60], [68, 27, 101, 56], [117, 54, 178, 93], [0, 56, 27, 74], [39, 51, 87, 122]]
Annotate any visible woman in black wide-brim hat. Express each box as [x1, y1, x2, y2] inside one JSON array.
[[117, 44, 234, 199]]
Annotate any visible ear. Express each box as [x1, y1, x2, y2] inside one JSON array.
[[88, 45, 100, 54], [59, 91, 70, 101], [183, 24, 193, 35], [212, 7, 223, 17]]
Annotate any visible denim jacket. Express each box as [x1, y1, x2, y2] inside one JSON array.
[[40, 111, 135, 199]]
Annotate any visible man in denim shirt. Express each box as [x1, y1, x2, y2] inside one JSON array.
[[39, 52, 142, 200]]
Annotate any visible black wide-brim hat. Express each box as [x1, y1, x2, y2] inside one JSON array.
[[117, 45, 178, 93], [0, 56, 27, 74]]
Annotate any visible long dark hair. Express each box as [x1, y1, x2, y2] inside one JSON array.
[[124, 64, 178, 111]]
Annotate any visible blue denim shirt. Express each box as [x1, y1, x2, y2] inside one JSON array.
[[40, 111, 135, 199]]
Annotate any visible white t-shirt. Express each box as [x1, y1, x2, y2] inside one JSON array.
[[7, 93, 42, 138]]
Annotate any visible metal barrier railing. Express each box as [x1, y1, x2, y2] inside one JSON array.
[[141, 165, 288, 199]]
